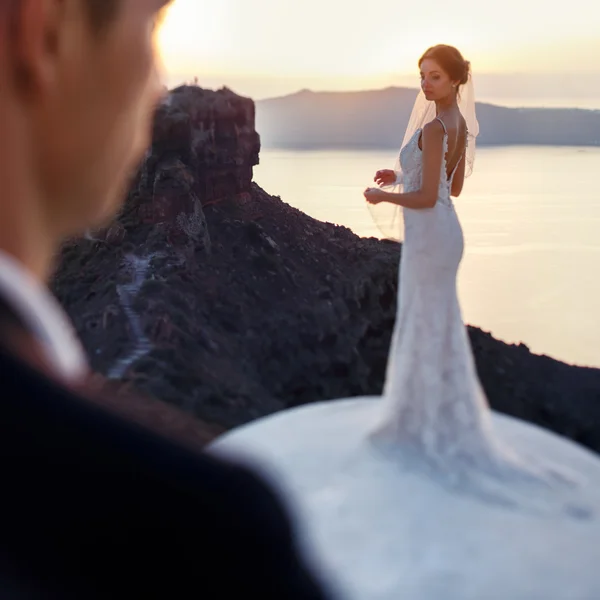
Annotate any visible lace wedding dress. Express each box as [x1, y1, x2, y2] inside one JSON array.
[[373, 117, 517, 481], [210, 117, 600, 600]]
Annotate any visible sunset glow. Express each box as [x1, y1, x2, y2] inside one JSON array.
[[158, 0, 599, 105]]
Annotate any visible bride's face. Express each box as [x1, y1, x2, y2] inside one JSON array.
[[420, 58, 454, 101]]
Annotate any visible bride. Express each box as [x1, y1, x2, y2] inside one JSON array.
[[360, 44, 508, 475], [211, 45, 600, 600], [358, 45, 582, 485]]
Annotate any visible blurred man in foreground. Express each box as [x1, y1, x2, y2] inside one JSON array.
[[0, 1, 327, 597]]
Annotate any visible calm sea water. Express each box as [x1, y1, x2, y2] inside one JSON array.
[[254, 146, 600, 368]]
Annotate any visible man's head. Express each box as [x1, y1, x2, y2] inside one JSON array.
[[0, 0, 170, 248]]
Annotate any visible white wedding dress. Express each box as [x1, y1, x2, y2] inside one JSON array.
[[377, 117, 499, 472], [210, 118, 600, 600]]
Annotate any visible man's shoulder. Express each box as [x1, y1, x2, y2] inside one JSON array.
[[0, 347, 328, 599], [0, 343, 292, 541], [0, 345, 264, 497]]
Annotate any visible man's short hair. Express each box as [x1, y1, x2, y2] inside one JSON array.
[[3, 1, 121, 32], [82, 0, 121, 31]]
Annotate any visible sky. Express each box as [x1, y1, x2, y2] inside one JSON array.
[[157, 0, 600, 108]]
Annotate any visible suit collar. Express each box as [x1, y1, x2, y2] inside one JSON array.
[[0, 250, 88, 381]]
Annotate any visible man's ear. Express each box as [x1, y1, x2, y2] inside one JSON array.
[[10, 0, 73, 99]]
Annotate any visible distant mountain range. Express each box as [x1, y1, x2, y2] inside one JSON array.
[[255, 87, 600, 149]]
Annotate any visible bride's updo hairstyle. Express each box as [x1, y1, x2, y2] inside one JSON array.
[[418, 44, 471, 88]]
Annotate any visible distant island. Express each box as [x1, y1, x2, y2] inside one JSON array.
[[256, 87, 600, 149]]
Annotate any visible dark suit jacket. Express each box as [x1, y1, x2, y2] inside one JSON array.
[[0, 298, 328, 599]]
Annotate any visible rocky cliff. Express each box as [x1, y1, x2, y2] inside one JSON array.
[[52, 86, 600, 452]]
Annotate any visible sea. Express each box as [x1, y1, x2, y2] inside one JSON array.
[[254, 145, 600, 368]]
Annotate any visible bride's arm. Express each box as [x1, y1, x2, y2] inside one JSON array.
[[374, 121, 444, 210]]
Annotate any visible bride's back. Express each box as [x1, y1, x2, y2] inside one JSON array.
[[438, 113, 468, 181]]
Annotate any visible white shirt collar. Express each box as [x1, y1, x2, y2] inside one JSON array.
[[0, 250, 88, 381]]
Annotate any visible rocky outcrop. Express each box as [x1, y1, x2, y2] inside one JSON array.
[[470, 331, 600, 451], [52, 86, 600, 453], [52, 86, 399, 434]]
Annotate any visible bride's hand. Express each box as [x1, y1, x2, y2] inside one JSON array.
[[364, 187, 388, 205], [374, 169, 396, 186]]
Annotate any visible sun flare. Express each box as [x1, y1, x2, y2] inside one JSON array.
[[156, 0, 599, 101]]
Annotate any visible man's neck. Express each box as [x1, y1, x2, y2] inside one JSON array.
[[0, 134, 57, 282], [0, 194, 56, 282]]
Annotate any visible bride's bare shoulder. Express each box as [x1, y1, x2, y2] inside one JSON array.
[[422, 119, 445, 138]]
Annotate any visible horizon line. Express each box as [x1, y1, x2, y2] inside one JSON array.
[[166, 82, 600, 113]]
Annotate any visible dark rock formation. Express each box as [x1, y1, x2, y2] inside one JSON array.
[[52, 86, 399, 434], [52, 86, 600, 453], [469, 331, 600, 452]]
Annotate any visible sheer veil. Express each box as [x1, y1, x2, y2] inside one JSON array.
[[368, 73, 479, 241]]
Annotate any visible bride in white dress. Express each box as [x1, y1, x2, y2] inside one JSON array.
[[363, 45, 499, 476], [211, 45, 600, 600], [362, 44, 531, 483]]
